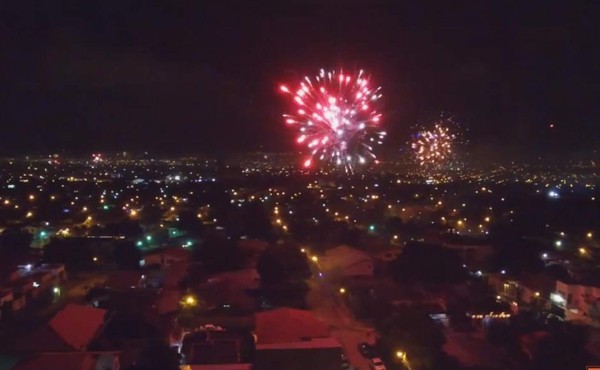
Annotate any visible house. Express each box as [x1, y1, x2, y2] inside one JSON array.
[[11, 352, 120, 370], [103, 271, 146, 291], [319, 245, 374, 279], [254, 308, 342, 370], [237, 239, 268, 268], [0, 264, 67, 317], [552, 279, 600, 325], [441, 237, 494, 269], [180, 330, 253, 366], [489, 272, 555, 310], [9, 264, 67, 282], [198, 269, 259, 311], [255, 308, 330, 344], [255, 338, 343, 370], [163, 260, 190, 288], [143, 247, 190, 269], [15, 303, 109, 352], [155, 288, 181, 315]]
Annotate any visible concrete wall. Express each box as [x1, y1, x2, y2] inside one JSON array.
[[254, 347, 342, 370]]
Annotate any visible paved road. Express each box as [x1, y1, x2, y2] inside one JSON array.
[[308, 277, 375, 370], [443, 328, 524, 370]]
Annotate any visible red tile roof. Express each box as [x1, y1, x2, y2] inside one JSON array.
[[49, 304, 108, 350], [255, 308, 329, 344]]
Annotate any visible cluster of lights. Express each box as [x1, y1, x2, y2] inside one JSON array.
[[470, 312, 511, 319]]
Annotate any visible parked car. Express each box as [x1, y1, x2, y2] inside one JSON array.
[[341, 352, 350, 368], [357, 342, 376, 358], [369, 357, 386, 370]]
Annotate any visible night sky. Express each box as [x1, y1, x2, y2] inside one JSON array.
[[1, 1, 598, 159]]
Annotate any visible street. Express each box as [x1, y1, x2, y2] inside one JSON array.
[[443, 328, 524, 370], [308, 276, 375, 370]]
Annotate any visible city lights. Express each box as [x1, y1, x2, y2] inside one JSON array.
[[0, 5, 597, 369]]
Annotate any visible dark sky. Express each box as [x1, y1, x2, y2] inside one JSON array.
[[1, 1, 598, 159]]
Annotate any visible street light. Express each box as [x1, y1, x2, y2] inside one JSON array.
[[182, 294, 198, 308], [339, 288, 346, 294], [396, 351, 407, 361], [311, 256, 318, 262]]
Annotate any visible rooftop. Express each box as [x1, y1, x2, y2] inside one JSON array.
[[255, 308, 329, 344]]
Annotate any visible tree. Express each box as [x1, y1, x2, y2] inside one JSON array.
[[43, 238, 94, 271], [102, 221, 143, 239], [113, 241, 142, 269], [139, 205, 164, 225], [390, 243, 466, 284], [490, 238, 544, 274], [192, 233, 239, 273], [257, 245, 311, 308], [257, 245, 311, 285], [338, 224, 361, 247], [0, 226, 32, 259], [530, 323, 590, 370], [545, 264, 570, 281], [375, 307, 446, 370], [175, 210, 206, 238], [243, 202, 274, 242], [386, 216, 404, 233]]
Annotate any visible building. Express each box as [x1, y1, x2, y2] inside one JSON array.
[[255, 338, 343, 370], [198, 269, 259, 311], [319, 245, 374, 279], [254, 308, 342, 370], [179, 329, 253, 367], [488, 272, 556, 310], [143, 247, 190, 269], [102, 270, 146, 291], [552, 279, 600, 326], [0, 264, 67, 319], [441, 239, 494, 269]]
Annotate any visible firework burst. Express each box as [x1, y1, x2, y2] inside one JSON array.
[[411, 115, 461, 171], [279, 69, 386, 172]]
